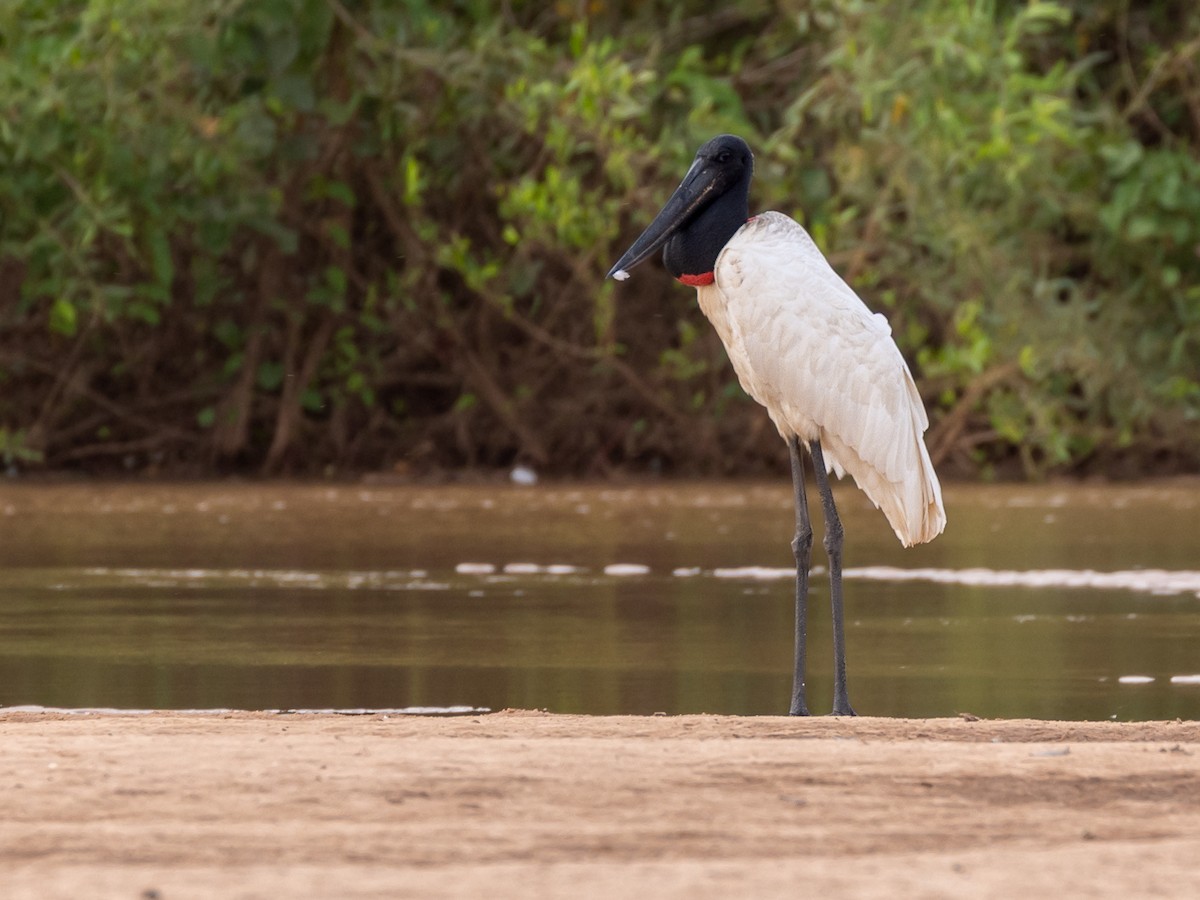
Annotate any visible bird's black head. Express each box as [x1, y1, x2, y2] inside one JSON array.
[[608, 134, 754, 284]]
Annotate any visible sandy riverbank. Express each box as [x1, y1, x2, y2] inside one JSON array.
[[2, 710, 1198, 898]]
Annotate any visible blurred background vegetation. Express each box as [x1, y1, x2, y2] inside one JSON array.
[[1, 0, 1198, 480]]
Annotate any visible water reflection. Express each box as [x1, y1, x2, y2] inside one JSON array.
[[0, 480, 1198, 719]]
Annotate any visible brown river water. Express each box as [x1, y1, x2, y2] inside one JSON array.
[[0, 479, 1197, 719]]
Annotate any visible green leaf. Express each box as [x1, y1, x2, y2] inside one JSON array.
[[49, 298, 78, 337], [148, 229, 174, 288], [257, 361, 285, 391]]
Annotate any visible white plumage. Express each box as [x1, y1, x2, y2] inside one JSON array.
[[695, 211, 945, 547]]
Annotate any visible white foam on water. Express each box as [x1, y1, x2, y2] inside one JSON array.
[[603, 564, 650, 576], [456, 563, 496, 574], [57, 562, 1200, 601], [842, 566, 1200, 598], [75, 567, 447, 591], [1169, 675, 1200, 685], [712, 566, 793, 581], [503, 563, 542, 574], [1117, 675, 1155, 684], [498, 562, 585, 575]]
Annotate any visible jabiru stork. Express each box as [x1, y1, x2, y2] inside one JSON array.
[[607, 134, 945, 715]]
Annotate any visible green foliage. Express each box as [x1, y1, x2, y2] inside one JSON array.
[[0, 428, 43, 470], [762, 0, 1200, 475], [0, 0, 1198, 477]]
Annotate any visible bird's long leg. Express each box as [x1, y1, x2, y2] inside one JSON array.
[[809, 439, 857, 716], [787, 435, 812, 716]]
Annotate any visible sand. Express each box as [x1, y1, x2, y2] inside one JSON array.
[[2, 709, 1199, 899]]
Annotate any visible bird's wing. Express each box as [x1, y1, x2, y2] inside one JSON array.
[[711, 212, 945, 545]]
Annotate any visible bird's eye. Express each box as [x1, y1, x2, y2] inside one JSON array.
[[716, 150, 732, 164]]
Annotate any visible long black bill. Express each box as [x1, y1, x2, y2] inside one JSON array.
[[606, 158, 720, 281]]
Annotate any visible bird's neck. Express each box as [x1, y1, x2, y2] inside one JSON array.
[[663, 178, 750, 283]]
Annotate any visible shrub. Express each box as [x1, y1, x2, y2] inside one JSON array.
[[1, 0, 1198, 478]]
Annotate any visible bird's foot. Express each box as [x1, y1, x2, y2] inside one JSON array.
[[829, 701, 857, 717]]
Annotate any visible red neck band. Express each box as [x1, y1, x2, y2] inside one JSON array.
[[677, 272, 715, 286]]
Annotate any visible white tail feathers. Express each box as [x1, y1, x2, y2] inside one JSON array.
[[819, 424, 946, 548]]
